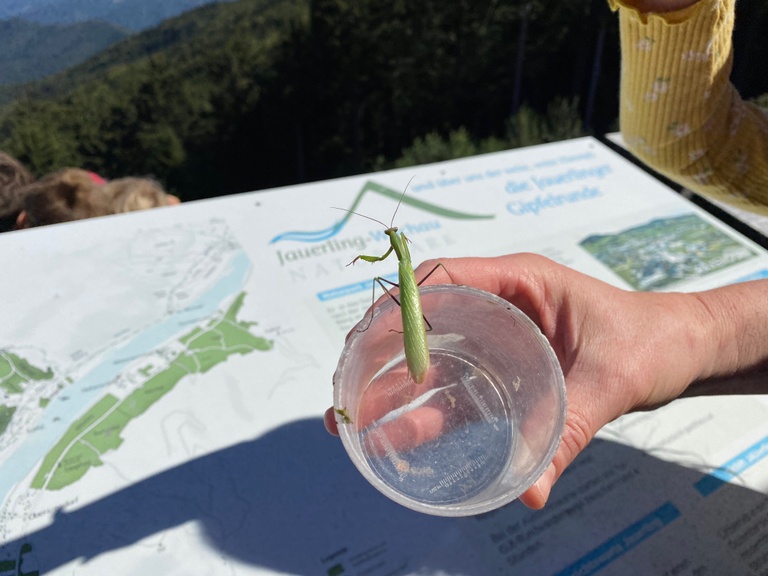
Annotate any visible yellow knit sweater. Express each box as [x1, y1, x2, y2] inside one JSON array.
[[610, 0, 768, 215]]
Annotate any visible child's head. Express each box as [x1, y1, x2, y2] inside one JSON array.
[[16, 168, 112, 228], [104, 177, 180, 213], [0, 151, 35, 232]]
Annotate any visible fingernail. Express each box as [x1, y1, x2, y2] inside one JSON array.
[[533, 463, 556, 503]]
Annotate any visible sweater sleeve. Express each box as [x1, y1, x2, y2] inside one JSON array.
[[609, 0, 768, 215]]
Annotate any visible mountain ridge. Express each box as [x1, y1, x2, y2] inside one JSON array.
[[0, 18, 128, 86], [0, 0, 233, 32]]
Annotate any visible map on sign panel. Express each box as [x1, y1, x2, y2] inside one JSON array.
[[0, 219, 275, 547]]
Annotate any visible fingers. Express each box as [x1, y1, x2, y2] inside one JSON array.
[[357, 364, 440, 428], [412, 254, 566, 334], [327, 379, 596, 511], [519, 407, 595, 509], [324, 407, 339, 436], [364, 406, 445, 456], [347, 253, 567, 344], [328, 363, 445, 440], [357, 366, 411, 427], [519, 462, 557, 509], [328, 398, 593, 511], [413, 253, 551, 296], [326, 401, 445, 460]]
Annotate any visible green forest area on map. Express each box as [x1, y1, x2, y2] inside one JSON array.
[[0, 351, 54, 435], [29, 291, 272, 491]]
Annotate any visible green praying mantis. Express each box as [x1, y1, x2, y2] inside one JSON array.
[[338, 180, 451, 385]]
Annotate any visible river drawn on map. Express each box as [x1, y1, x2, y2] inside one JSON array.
[[579, 213, 757, 291]]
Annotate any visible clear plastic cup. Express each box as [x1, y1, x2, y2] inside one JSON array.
[[332, 284, 567, 516]]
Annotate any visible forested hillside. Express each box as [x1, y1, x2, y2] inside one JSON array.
[[0, 0, 245, 107], [1, 0, 767, 201], [0, 0, 618, 199]]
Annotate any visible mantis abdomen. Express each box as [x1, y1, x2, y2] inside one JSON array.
[[398, 253, 430, 383]]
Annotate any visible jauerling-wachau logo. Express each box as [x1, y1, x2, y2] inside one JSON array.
[[269, 180, 494, 245]]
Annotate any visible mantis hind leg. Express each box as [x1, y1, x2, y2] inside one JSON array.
[[374, 277, 413, 334], [366, 276, 434, 335], [354, 263, 452, 334]]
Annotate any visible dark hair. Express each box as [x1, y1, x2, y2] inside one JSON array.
[[0, 151, 35, 232], [20, 169, 111, 228]]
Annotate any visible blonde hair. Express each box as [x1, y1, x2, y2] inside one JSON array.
[[104, 177, 170, 213]]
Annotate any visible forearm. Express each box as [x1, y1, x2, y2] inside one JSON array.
[[687, 279, 768, 388], [611, 0, 768, 214]]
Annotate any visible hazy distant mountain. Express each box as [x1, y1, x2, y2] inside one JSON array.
[[0, 18, 127, 86], [0, 0, 231, 32], [0, 0, 52, 21]]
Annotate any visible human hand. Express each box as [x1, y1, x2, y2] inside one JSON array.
[[325, 253, 723, 509]]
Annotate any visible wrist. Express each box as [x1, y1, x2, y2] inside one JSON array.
[[607, 290, 720, 412], [684, 291, 733, 381], [690, 281, 768, 379], [654, 291, 723, 390]]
